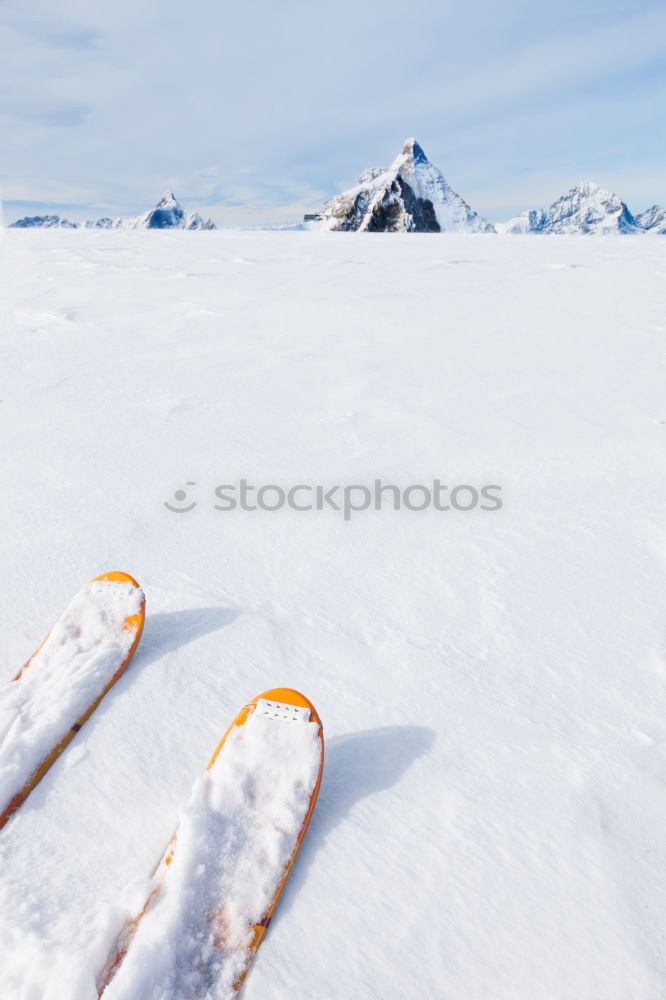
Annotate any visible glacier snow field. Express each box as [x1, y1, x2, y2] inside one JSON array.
[[1, 228, 666, 999]]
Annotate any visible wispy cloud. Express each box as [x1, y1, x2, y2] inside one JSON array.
[[0, 10, 100, 50]]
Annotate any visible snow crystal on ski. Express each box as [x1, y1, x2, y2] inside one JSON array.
[[0, 579, 143, 821], [102, 708, 321, 1000]]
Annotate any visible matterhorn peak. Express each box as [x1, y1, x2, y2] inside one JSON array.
[[311, 137, 494, 233], [398, 138, 428, 164]]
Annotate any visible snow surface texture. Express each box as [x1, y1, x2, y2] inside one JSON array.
[[0, 578, 143, 822], [102, 705, 322, 999], [9, 192, 216, 231], [500, 181, 640, 234], [317, 138, 494, 233], [1, 229, 666, 999]]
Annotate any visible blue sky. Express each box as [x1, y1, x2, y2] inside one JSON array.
[[1, 0, 665, 225]]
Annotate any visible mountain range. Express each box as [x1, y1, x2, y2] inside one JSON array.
[[498, 181, 657, 235], [7, 148, 666, 235], [9, 193, 216, 231], [308, 140, 664, 235]]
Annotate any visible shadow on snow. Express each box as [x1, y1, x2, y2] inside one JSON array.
[[276, 724, 436, 922]]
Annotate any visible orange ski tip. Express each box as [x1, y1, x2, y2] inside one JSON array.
[[98, 687, 323, 996], [253, 688, 322, 727], [3, 572, 147, 832], [92, 570, 144, 591], [12, 572, 145, 683], [207, 688, 323, 772], [91, 572, 146, 636]]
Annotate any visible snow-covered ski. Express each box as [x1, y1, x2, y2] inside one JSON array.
[[98, 688, 324, 999], [0, 571, 145, 830]]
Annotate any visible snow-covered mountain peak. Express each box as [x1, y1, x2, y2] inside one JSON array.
[[546, 181, 638, 233], [636, 204, 666, 233], [501, 180, 640, 234], [9, 214, 78, 229], [572, 180, 600, 197], [129, 192, 215, 230], [391, 138, 495, 233], [8, 192, 216, 231], [396, 137, 428, 165], [155, 191, 179, 209], [136, 192, 186, 229], [314, 138, 494, 233]]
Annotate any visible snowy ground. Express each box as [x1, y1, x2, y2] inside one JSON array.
[[1, 228, 665, 999]]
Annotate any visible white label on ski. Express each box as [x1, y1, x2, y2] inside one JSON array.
[[255, 699, 311, 724]]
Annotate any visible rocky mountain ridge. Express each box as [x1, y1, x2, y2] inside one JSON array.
[[499, 181, 640, 235], [8, 158, 664, 235], [9, 192, 216, 231], [311, 138, 494, 233]]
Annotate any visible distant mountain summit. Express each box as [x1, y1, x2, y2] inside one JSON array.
[[133, 192, 215, 230], [9, 193, 216, 231], [501, 181, 639, 234], [10, 215, 78, 229], [310, 138, 494, 233], [635, 204, 666, 234]]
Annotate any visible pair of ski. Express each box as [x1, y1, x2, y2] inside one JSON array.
[[0, 572, 324, 998]]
